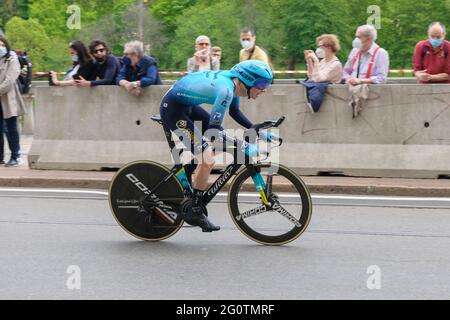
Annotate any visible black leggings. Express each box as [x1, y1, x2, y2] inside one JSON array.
[[0, 106, 20, 161], [160, 93, 216, 184]]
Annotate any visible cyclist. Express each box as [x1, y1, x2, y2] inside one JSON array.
[[160, 60, 274, 232]]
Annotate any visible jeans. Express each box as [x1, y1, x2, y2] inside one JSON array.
[[0, 107, 20, 161]]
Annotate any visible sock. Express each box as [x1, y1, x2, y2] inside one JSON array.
[[192, 189, 204, 208]]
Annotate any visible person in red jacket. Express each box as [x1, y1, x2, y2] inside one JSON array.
[[413, 22, 450, 83]]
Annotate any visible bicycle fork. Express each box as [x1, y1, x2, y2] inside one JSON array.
[[249, 167, 271, 206]]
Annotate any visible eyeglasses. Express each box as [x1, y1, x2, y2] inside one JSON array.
[[198, 43, 210, 46], [94, 48, 106, 54], [253, 78, 272, 90]]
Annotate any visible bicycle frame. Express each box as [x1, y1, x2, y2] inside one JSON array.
[[147, 160, 269, 206], [146, 122, 271, 207]]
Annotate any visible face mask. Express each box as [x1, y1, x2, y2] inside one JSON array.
[[352, 38, 362, 49], [123, 56, 131, 67], [71, 54, 79, 63], [96, 56, 106, 63], [315, 48, 325, 59], [0, 47, 7, 58], [429, 37, 443, 48], [241, 40, 254, 51]]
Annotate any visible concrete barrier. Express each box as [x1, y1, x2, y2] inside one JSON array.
[[29, 84, 450, 178], [21, 93, 35, 135]]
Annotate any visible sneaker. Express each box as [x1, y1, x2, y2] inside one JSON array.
[[5, 159, 19, 167], [184, 206, 220, 232]]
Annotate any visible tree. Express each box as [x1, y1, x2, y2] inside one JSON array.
[[5, 0, 450, 72], [380, 0, 450, 68], [151, 0, 198, 34], [0, 0, 30, 29], [4, 16, 51, 71], [162, 0, 244, 70], [255, 0, 352, 69], [78, 1, 167, 57]]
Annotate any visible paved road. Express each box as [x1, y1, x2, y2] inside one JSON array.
[[1, 189, 450, 300]]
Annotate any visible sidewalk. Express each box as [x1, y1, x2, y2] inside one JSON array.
[[1, 136, 450, 197]]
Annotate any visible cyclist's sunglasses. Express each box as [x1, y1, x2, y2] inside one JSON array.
[[253, 78, 272, 90]]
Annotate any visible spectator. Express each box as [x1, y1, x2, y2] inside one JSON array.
[[117, 40, 162, 97], [413, 22, 450, 83], [343, 24, 390, 85], [305, 34, 343, 83], [211, 46, 222, 62], [302, 34, 344, 113], [50, 40, 96, 86], [0, 36, 26, 167], [239, 27, 271, 66], [187, 36, 220, 73], [75, 40, 121, 87]]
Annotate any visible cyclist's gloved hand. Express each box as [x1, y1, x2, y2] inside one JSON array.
[[260, 131, 279, 143], [244, 143, 260, 157]]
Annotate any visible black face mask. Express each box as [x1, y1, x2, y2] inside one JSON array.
[[96, 57, 106, 63]]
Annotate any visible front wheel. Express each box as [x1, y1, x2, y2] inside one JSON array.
[[227, 164, 312, 246]]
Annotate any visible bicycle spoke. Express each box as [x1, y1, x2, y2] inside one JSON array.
[[272, 203, 302, 228], [237, 205, 269, 221]]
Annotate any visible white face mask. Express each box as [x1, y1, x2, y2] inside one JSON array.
[[352, 37, 362, 49], [241, 39, 255, 51], [315, 48, 325, 59], [0, 47, 7, 58], [71, 54, 79, 63]]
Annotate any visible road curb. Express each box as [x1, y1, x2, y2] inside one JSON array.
[[1, 175, 450, 197]]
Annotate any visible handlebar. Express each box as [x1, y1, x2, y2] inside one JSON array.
[[215, 116, 286, 152], [250, 116, 285, 147], [252, 116, 286, 133]]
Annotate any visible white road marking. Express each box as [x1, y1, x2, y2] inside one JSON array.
[[1, 188, 450, 209]]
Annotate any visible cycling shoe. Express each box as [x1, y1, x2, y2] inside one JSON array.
[[184, 207, 220, 232]]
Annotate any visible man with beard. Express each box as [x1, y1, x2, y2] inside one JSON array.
[[75, 40, 121, 87]]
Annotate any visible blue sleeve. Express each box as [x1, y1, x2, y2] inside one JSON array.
[[116, 65, 127, 86], [91, 59, 119, 86], [228, 97, 254, 129], [140, 65, 158, 88], [209, 85, 234, 130]]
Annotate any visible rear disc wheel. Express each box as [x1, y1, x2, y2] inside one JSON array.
[[109, 161, 185, 241]]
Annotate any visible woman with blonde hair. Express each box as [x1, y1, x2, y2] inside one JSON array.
[[305, 34, 343, 83]]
